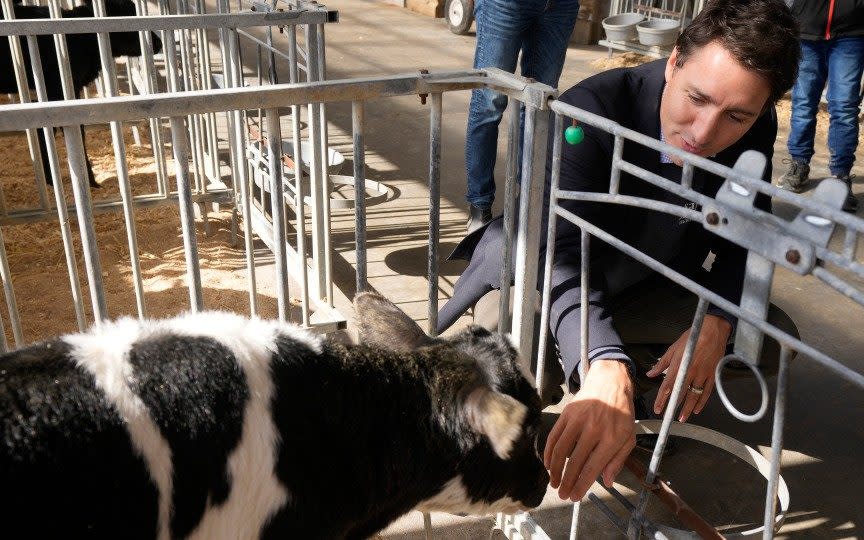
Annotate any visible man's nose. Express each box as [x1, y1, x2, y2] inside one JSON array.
[[691, 110, 720, 148]]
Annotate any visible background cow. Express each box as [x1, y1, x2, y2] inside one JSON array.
[[0, 292, 550, 539], [0, 0, 163, 187]]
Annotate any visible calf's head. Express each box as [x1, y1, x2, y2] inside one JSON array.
[[354, 292, 550, 515]]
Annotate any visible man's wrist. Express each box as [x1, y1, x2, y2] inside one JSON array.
[[587, 358, 635, 395]]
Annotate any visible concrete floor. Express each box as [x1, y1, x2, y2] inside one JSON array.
[[239, 1, 864, 537]]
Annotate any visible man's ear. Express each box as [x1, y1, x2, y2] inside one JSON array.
[[665, 46, 679, 82], [463, 386, 528, 459], [353, 292, 434, 351]]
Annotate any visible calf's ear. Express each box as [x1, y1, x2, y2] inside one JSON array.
[[463, 387, 527, 459], [353, 292, 434, 351]]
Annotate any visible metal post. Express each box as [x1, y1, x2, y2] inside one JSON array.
[[763, 346, 792, 539], [168, 116, 204, 311], [63, 126, 108, 322], [498, 98, 521, 332], [287, 22, 309, 326], [512, 105, 550, 365], [266, 108, 290, 322], [352, 100, 368, 295], [427, 93, 442, 336]]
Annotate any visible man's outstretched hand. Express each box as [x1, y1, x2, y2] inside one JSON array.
[[646, 314, 732, 422], [543, 360, 636, 502]]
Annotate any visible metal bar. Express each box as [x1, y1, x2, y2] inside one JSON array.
[[762, 346, 792, 539], [63, 125, 107, 322], [0, 71, 484, 131], [511, 104, 549, 365], [554, 191, 702, 222], [427, 93, 442, 336], [265, 108, 290, 322], [352, 101, 368, 294], [579, 229, 590, 383], [318, 23, 334, 309], [304, 22, 327, 304], [498, 97, 521, 333], [609, 135, 624, 195], [168, 116, 203, 311], [536, 112, 563, 392], [20, 33, 53, 209], [286, 21, 309, 327], [629, 298, 709, 537], [0, 190, 232, 227], [92, 0, 147, 319], [0, 229, 24, 347], [0, 10, 337, 36]]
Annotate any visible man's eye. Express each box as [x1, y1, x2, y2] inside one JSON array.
[[688, 94, 704, 104], [728, 114, 744, 124]]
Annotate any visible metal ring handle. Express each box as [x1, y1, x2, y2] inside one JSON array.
[[714, 354, 769, 423]]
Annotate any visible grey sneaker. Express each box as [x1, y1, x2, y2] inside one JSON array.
[[833, 173, 859, 213], [466, 204, 492, 234], [778, 159, 810, 193]]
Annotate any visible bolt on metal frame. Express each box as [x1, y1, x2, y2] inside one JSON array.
[[0, 0, 338, 339]]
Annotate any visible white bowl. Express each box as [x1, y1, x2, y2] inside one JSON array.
[[636, 19, 680, 47], [280, 139, 345, 175], [602, 13, 645, 42]]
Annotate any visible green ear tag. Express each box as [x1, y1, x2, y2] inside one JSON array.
[[564, 125, 584, 145]]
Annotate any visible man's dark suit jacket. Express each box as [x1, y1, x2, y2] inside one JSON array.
[[438, 59, 776, 384]]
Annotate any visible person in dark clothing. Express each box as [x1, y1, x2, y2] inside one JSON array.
[[438, 0, 801, 503], [778, 0, 864, 212]]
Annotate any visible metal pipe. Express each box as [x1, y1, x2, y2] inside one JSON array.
[[264, 108, 290, 322], [0, 229, 24, 347], [629, 298, 709, 537], [511, 103, 549, 365], [168, 116, 203, 311], [762, 346, 792, 539], [352, 100, 368, 295], [287, 21, 309, 326], [63, 125, 107, 322], [498, 97, 520, 333], [536, 112, 563, 392], [317, 22, 333, 308], [427, 93, 442, 336]]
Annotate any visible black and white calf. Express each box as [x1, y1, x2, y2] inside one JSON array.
[[0, 0, 163, 187], [0, 293, 549, 539]]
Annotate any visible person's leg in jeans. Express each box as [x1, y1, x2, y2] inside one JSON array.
[[520, 0, 581, 89], [465, 0, 548, 224], [825, 37, 864, 212], [781, 40, 828, 192]]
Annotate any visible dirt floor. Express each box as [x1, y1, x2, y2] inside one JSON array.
[[0, 107, 279, 345]]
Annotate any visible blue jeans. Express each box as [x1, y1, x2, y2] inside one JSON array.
[[787, 37, 864, 176], [465, 0, 580, 208]]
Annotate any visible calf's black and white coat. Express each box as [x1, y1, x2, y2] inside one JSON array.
[[0, 293, 549, 539]]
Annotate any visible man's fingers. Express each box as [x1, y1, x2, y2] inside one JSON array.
[[694, 378, 716, 415], [567, 445, 612, 502], [547, 422, 580, 490], [602, 435, 636, 487], [653, 367, 679, 414], [678, 387, 700, 422], [558, 436, 596, 500], [544, 415, 566, 468]]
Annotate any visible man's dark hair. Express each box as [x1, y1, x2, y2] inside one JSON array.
[[674, 0, 800, 104]]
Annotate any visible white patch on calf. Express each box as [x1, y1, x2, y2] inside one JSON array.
[[415, 477, 526, 516], [168, 312, 321, 539], [64, 318, 175, 540]]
